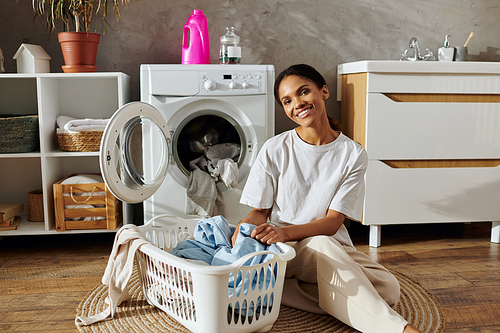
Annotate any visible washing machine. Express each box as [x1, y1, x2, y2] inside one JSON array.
[[99, 64, 275, 225]]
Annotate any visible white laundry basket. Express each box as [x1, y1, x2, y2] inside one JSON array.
[[136, 214, 296, 333]]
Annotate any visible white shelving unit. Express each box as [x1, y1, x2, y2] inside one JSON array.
[[0, 72, 130, 236]]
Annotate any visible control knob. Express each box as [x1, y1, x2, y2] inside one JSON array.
[[228, 82, 237, 90], [241, 82, 250, 89], [204, 79, 217, 91]]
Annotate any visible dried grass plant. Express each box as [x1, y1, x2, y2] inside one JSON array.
[[31, 0, 134, 33]]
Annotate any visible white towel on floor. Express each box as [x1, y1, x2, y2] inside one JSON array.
[[75, 224, 152, 326]]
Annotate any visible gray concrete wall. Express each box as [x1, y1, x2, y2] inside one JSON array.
[[2, 0, 500, 133]]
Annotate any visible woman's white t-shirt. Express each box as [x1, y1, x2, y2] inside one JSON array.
[[239, 129, 367, 247]]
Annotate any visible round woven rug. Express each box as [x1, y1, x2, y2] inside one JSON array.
[[77, 270, 444, 333]]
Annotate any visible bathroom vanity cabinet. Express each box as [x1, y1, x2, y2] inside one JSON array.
[[337, 60, 500, 247], [0, 72, 130, 235]]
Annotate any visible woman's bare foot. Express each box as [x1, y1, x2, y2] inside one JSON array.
[[403, 324, 422, 333]]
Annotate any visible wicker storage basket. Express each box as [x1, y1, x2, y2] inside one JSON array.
[[0, 115, 39, 153], [27, 189, 44, 222], [53, 174, 122, 231], [56, 129, 103, 152]]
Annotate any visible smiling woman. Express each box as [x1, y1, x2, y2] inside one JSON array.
[[234, 64, 422, 333], [274, 64, 343, 135], [277, 74, 338, 145]]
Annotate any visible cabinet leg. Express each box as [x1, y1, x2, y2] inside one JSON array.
[[369, 225, 381, 248], [492, 221, 500, 244]]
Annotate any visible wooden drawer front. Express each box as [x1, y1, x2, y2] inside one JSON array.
[[363, 160, 500, 225], [368, 73, 500, 94], [366, 93, 500, 159]]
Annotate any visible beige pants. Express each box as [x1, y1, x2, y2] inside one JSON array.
[[281, 236, 408, 333]]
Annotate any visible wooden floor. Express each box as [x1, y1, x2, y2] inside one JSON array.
[[0, 222, 499, 332]]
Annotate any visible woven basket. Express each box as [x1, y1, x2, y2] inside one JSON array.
[[0, 115, 39, 153], [56, 129, 103, 152], [28, 189, 44, 222]]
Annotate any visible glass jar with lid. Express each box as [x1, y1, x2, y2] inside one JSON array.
[[219, 27, 241, 64]]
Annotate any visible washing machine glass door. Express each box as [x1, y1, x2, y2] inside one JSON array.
[[100, 102, 171, 203]]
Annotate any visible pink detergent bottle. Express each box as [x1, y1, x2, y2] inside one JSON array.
[[182, 10, 211, 64]]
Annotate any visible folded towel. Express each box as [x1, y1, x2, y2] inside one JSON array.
[[57, 115, 109, 132], [65, 119, 109, 132], [56, 116, 74, 129]]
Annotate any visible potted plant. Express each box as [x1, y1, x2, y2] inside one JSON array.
[[32, 0, 133, 73]]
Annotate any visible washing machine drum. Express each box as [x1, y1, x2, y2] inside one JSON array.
[[100, 102, 171, 203], [174, 113, 242, 176]]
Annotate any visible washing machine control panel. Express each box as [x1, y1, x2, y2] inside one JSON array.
[[199, 70, 267, 95]]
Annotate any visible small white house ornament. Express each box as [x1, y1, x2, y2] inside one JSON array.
[[13, 44, 51, 73]]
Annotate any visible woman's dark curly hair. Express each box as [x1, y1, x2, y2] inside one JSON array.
[[274, 64, 342, 132]]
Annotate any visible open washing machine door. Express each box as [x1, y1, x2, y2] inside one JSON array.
[[100, 102, 171, 203]]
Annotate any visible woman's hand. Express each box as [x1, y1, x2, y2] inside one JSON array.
[[251, 223, 286, 244], [232, 208, 270, 247]]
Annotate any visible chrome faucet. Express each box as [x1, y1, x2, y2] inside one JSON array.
[[400, 37, 435, 61]]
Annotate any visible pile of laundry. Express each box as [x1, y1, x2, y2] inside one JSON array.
[[186, 143, 241, 217], [171, 215, 280, 267], [167, 216, 280, 318]]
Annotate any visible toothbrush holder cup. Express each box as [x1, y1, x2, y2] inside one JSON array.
[[454, 47, 468, 61]]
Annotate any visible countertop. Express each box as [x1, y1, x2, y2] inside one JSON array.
[[337, 60, 500, 75]]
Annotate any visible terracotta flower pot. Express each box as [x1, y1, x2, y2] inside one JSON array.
[[58, 32, 100, 73]]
